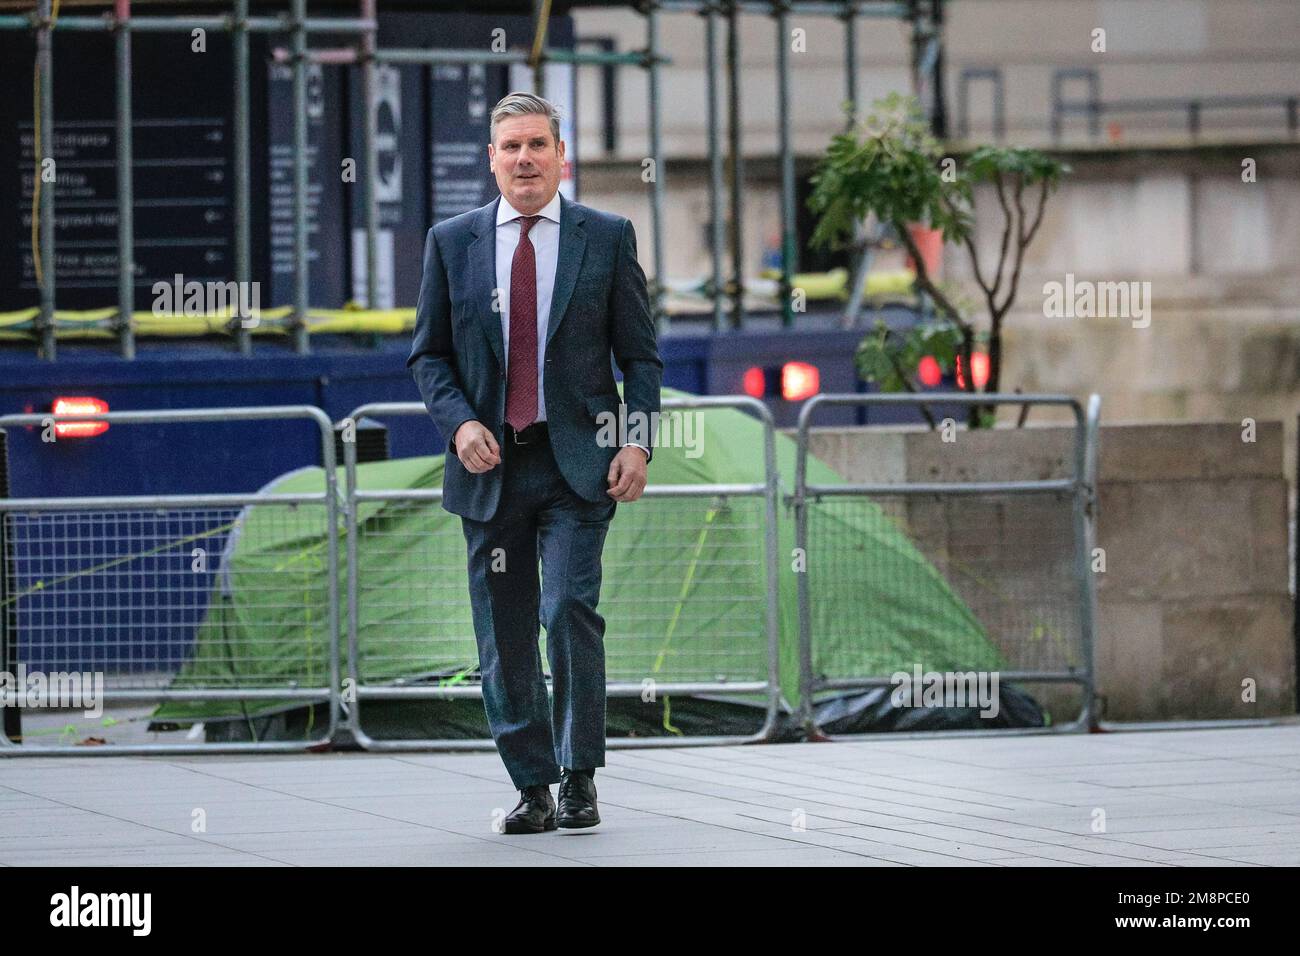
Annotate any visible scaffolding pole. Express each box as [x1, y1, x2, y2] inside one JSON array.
[[775, 0, 796, 327], [703, 1, 726, 332], [645, 0, 667, 332], [36, 14, 376, 33], [361, 0, 378, 311], [35, 0, 55, 359], [907, 0, 945, 136], [927, 0, 947, 137], [842, 0, 858, 127], [291, 0, 309, 353], [114, 0, 135, 359], [234, 0, 252, 353], [531, 0, 549, 95], [725, 0, 744, 329]]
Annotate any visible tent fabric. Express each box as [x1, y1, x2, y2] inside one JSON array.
[[154, 388, 1006, 728]]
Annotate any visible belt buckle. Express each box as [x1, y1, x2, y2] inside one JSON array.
[[511, 423, 531, 445]]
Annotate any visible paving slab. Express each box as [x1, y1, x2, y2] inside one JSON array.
[[1, 723, 1298, 866]]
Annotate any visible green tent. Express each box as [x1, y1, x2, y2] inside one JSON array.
[[154, 388, 1004, 731]]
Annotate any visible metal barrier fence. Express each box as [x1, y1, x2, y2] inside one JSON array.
[[1, 393, 1106, 755], [0, 406, 341, 755], [792, 393, 1101, 738], [338, 395, 783, 751]]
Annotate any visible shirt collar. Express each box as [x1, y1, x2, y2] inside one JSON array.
[[497, 190, 561, 228]]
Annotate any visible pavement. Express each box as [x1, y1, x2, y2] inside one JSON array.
[[3, 722, 1300, 866]]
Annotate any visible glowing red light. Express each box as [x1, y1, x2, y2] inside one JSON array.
[[742, 366, 766, 398], [781, 361, 820, 401], [954, 352, 990, 390], [917, 355, 942, 388], [51, 396, 109, 438]]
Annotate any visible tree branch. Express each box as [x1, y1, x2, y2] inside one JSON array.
[[996, 174, 1043, 318], [894, 220, 969, 332], [1021, 176, 1051, 248], [988, 170, 1013, 302]]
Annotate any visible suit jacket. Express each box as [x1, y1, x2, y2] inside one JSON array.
[[407, 192, 664, 522]]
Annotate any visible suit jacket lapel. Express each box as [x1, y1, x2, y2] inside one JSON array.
[[546, 193, 587, 350], [469, 196, 505, 372]]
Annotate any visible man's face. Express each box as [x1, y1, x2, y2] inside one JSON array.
[[488, 113, 564, 214]]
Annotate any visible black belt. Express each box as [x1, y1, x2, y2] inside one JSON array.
[[504, 421, 548, 445]]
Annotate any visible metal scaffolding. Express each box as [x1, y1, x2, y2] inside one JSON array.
[[0, 0, 943, 358]]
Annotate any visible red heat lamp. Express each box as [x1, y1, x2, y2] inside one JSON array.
[[51, 396, 109, 438], [954, 352, 991, 390], [917, 355, 942, 388], [780, 361, 820, 401], [918, 353, 990, 390], [742, 366, 767, 399], [742, 362, 821, 401]]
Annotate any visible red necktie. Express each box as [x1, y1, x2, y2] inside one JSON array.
[[505, 214, 541, 432]]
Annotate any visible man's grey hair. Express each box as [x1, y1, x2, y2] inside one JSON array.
[[490, 91, 561, 146]]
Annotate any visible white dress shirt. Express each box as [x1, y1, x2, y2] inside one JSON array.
[[494, 191, 649, 460]]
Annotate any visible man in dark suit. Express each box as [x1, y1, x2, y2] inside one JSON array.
[[408, 92, 663, 833]]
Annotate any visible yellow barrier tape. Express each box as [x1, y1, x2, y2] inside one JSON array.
[[0, 308, 419, 340]]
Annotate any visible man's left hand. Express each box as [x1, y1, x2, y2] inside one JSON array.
[[606, 445, 649, 502]]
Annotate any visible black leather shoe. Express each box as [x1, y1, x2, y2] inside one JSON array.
[[556, 768, 600, 829], [503, 784, 556, 834]]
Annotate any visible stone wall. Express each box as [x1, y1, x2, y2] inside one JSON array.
[[786, 419, 1295, 722]]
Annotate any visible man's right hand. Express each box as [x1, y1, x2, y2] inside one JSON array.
[[452, 420, 501, 474]]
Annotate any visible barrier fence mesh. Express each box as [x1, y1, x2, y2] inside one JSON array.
[[3, 504, 334, 691], [349, 494, 770, 689], [805, 491, 1084, 681]]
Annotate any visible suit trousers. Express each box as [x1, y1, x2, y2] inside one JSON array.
[[460, 430, 616, 789]]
